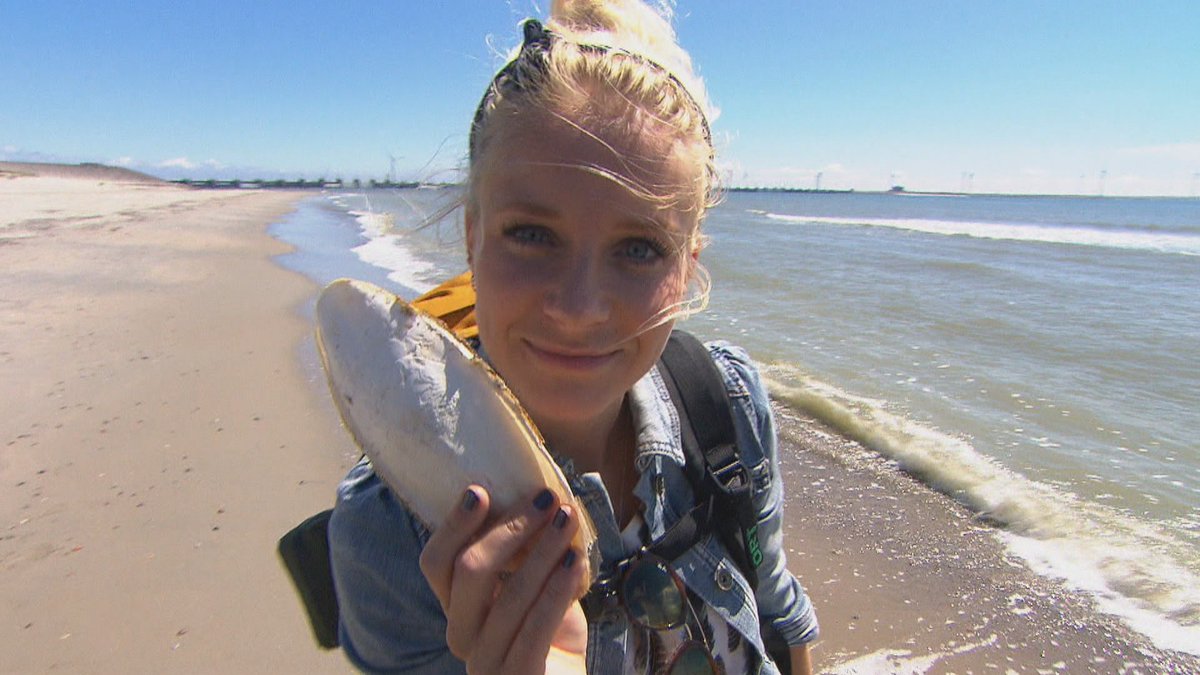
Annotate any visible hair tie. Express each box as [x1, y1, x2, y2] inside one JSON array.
[[522, 18, 552, 52]]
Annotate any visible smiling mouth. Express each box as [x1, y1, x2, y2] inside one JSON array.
[[524, 340, 619, 371]]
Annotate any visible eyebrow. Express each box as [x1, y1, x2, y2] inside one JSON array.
[[622, 217, 680, 240], [493, 199, 560, 220], [491, 196, 685, 241]]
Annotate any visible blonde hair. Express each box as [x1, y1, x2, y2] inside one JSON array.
[[467, 0, 718, 325]]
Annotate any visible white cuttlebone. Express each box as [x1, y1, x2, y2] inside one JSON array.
[[315, 278, 598, 587]]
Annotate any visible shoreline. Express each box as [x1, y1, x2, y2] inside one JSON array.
[[773, 409, 1199, 673], [3, 170, 1196, 672]]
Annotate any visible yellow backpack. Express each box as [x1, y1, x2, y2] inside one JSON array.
[[410, 270, 478, 340]]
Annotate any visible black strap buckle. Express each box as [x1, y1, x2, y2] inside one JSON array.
[[708, 446, 748, 492]]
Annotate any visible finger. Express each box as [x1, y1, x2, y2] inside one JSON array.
[[503, 548, 588, 674], [447, 488, 560, 662], [470, 504, 579, 667], [419, 485, 490, 608]]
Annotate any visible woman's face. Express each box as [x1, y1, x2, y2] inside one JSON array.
[[466, 114, 698, 431]]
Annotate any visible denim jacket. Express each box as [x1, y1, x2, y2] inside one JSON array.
[[328, 341, 819, 673]]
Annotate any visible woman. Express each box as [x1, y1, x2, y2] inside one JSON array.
[[329, 1, 819, 672]]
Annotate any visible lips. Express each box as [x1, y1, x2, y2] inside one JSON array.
[[524, 339, 619, 372]]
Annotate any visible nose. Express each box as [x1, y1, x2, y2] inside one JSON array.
[[543, 256, 611, 328]]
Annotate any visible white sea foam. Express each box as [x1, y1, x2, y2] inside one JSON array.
[[1000, 531, 1200, 657], [764, 365, 1200, 656], [348, 210, 438, 294], [761, 212, 1200, 256], [825, 635, 996, 674]]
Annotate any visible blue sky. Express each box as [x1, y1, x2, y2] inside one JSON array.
[[2, 1, 1197, 195]]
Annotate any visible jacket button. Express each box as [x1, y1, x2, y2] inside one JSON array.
[[715, 563, 734, 592]]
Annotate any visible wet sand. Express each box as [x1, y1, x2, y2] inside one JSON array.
[[2, 163, 1196, 673], [773, 409, 1199, 673]]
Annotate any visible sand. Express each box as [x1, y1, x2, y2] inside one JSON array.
[[1, 166, 355, 672], [772, 411, 1199, 674], [2, 164, 1197, 674]]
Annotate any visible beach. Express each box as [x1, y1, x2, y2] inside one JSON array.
[[2, 165, 1197, 674], [773, 412, 1194, 673], [1, 164, 353, 672]]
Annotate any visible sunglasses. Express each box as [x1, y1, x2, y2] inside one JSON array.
[[611, 552, 721, 675]]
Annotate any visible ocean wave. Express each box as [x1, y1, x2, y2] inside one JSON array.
[[763, 364, 1200, 655], [760, 212, 1200, 256], [348, 210, 438, 294]]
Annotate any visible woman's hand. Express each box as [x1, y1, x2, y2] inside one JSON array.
[[419, 485, 588, 675]]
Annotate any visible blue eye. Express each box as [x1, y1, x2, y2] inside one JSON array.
[[505, 225, 553, 246], [622, 238, 665, 263]]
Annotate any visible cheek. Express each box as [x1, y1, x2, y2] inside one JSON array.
[[635, 260, 691, 315], [637, 276, 682, 317], [469, 243, 543, 338], [474, 249, 546, 303]]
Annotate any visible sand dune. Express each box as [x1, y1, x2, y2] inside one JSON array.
[[0, 161, 166, 184]]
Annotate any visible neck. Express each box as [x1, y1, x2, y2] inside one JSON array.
[[538, 396, 632, 475], [540, 398, 639, 527]]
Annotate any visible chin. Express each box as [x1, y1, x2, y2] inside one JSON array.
[[519, 382, 623, 428]]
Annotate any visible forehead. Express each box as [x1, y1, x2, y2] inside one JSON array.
[[475, 109, 701, 227]]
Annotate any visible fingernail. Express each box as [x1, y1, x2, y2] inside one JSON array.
[[532, 489, 554, 511], [562, 549, 577, 569], [461, 488, 480, 511], [553, 507, 568, 529]]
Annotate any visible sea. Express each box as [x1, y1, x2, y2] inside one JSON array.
[[270, 188, 1200, 656]]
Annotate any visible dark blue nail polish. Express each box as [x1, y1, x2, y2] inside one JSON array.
[[462, 489, 480, 511], [533, 489, 554, 511], [562, 549, 577, 569], [553, 507, 568, 529]]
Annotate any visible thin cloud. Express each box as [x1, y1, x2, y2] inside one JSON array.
[[1118, 142, 1200, 162], [159, 157, 196, 169]]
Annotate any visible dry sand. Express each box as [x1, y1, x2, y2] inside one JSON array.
[[2, 163, 1196, 674], [1, 166, 356, 672]]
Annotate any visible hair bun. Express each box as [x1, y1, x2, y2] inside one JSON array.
[[548, 0, 711, 120]]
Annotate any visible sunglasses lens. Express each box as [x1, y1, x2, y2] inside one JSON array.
[[667, 640, 718, 675], [621, 558, 686, 630]]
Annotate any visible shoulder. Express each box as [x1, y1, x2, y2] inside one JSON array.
[[329, 460, 430, 573], [329, 461, 460, 672], [703, 340, 778, 485], [704, 340, 770, 413]]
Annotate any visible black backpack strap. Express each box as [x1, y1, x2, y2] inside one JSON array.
[[278, 508, 340, 649], [651, 331, 763, 590]]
